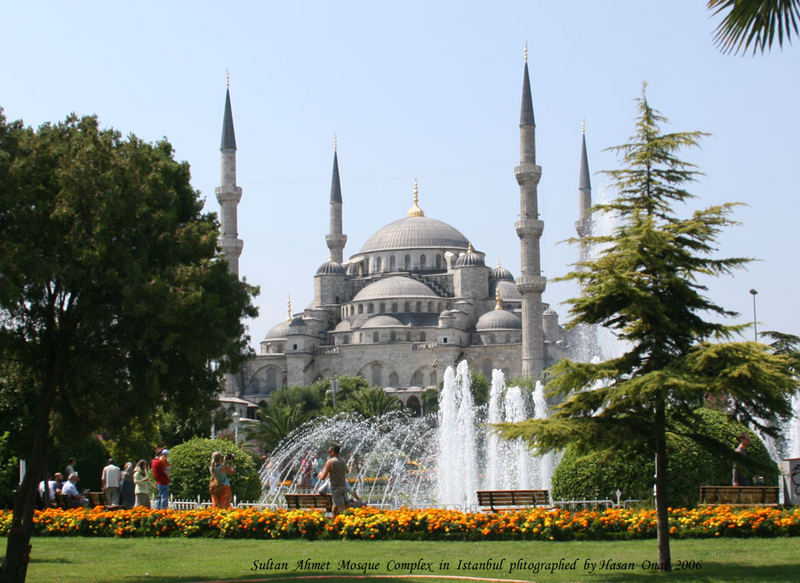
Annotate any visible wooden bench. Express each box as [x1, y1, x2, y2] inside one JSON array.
[[284, 493, 333, 511], [477, 489, 550, 511], [699, 485, 779, 506]]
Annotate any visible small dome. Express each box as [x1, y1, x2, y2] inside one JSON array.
[[316, 259, 345, 275], [490, 260, 514, 282], [353, 276, 438, 301], [454, 243, 485, 267], [475, 309, 522, 331], [265, 319, 292, 340], [361, 315, 404, 328], [334, 320, 352, 332]]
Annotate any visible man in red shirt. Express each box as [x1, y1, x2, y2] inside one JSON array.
[[152, 448, 171, 509]]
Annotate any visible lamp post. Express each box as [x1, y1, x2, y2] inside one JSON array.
[[232, 411, 240, 444], [749, 289, 758, 342]]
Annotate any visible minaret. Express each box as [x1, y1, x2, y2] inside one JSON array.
[[514, 46, 547, 379], [216, 73, 244, 277], [325, 137, 347, 263], [576, 121, 592, 264]]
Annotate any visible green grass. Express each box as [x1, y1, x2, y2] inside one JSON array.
[[3, 536, 800, 583]]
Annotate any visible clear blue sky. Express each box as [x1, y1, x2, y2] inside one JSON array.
[[3, 1, 798, 350]]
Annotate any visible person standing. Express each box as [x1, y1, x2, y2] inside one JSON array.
[[317, 444, 348, 517], [101, 458, 122, 506], [65, 457, 77, 479], [133, 459, 152, 508], [209, 452, 236, 508], [732, 432, 752, 486], [152, 449, 171, 509], [120, 461, 135, 508]]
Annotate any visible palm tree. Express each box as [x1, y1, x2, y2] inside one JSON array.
[[244, 403, 310, 453], [709, 0, 800, 54], [348, 387, 404, 418]]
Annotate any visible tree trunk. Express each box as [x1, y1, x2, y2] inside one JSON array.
[[0, 389, 54, 583], [654, 395, 671, 572]]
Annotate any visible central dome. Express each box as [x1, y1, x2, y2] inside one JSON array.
[[359, 216, 470, 254]]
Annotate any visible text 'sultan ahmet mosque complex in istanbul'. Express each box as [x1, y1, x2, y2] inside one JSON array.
[[217, 55, 597, 415]]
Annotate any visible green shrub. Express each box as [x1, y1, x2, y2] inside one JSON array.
[[0, 432, 19, 509], [551, 408, 777, 508], [168, 438, 262, 502]]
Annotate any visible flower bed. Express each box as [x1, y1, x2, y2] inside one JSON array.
[[1, 505, 798, 541]]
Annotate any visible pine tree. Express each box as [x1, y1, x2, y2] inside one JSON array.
[[497, 84, 798, 571]]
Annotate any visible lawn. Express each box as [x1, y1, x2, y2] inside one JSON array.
[[4, 536, 800, 583]]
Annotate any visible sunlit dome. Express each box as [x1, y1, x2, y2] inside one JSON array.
[[352, 276, 438, 302], [359, 216, 470, 254]]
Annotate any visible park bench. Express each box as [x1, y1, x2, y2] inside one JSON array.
[[284, 493, 333, 512], [699, 485, 779, 506], [477, 489, 550, 511]]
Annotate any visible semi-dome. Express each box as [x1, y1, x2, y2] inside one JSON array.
[[475, 309, 522, 331], [361, 315, 404, 328], [359, 216, 470, 254], [352, 276, 438, 302]]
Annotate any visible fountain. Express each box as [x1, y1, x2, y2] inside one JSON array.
[[258, 361, 554, 509]]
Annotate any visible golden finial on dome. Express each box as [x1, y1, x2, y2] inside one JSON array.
[[407, 178, 425, 218], [286, 295, 292, 321], [226, 69, 230, 89], [524, 42, 528, 63], [467, 242, 474, 254], [329, 251, 334, 262], [494, 286, 503, 311], [496, 258, 502, 268]]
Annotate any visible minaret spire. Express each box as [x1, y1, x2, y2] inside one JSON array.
[[216, 73, 243, 277], [576, 122, 592, 243], [514, 48, 546, 379], [325, 136, 347, 263]]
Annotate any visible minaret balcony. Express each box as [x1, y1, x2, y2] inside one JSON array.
[[516, 275, 547, 295], [515, 219, 544, 239], [514, 163, 542, 185], [215, 186, 242, 204]]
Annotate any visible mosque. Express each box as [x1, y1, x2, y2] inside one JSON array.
[[216, 57, 595, 415]]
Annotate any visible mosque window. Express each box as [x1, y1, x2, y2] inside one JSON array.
[[389, 372, 398, 386], [428, 301, 433, 312], [404, 301, 410, 312], [266, 369, 276, 390], [368, 303, 374, 314], [359, 332, 363, 343], [375, 257, 382, 272], [406, 331, 411, 341], [412, 370, 423, 386], [420, 254, 426, 269], [358, 304, 363, 314], [343, 335, 350, 344], [489, 334, 496, 344], [404, 255, 411, 270], [390, 331, 396, 341], [416, 301, 422, 312], [436, 254, 442, 269], [505, 334, 511, 343], [443, 337, 448, 344], [429, 371, 436, 385], [371, 364, 382, 386], [420, 332, 426, 341], [392, 302, 398, 313], [292, 344, 298, 350], [373, 331, 379, 343], [389, 256, 396, 271], [335, 296, 340, 304], [380, 302, 386, 313], [438, 302, 444, 312]]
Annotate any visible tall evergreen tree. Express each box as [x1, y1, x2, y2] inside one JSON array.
[[497, 85, 798, 571], [0, 111, 257, 583]]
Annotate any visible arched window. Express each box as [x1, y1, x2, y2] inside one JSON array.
[[359, 332, 363, 342], [406, 331, 412, 341], [390, 331, 396, 341], [371, 364, 382, 387], [412, 370, 423, 386], [391, 302, 398, 313], [373, 331, 379, 343], [343, 335, 350, 344], [416, 301, 422, 312], [407, 396, 421, 416], [435, 254, 442, 269], [379, 302, 386, 313], [428, 371, 437, 386], [420, 254, 426, 269], [358, 304, 363, 314], [404, 255, 411, 270], [389, 372, 399, 386], [404, 301, 410, 312], [368, 303, 374, 314], [420, 332, 426, 341], [428, 301, 433, 312], [266, 369, 277, 390], [375, 257, 382, 272], [389, 256, 396, 271]]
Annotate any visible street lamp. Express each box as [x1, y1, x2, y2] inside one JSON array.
[[749, 289, 758, 342]]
